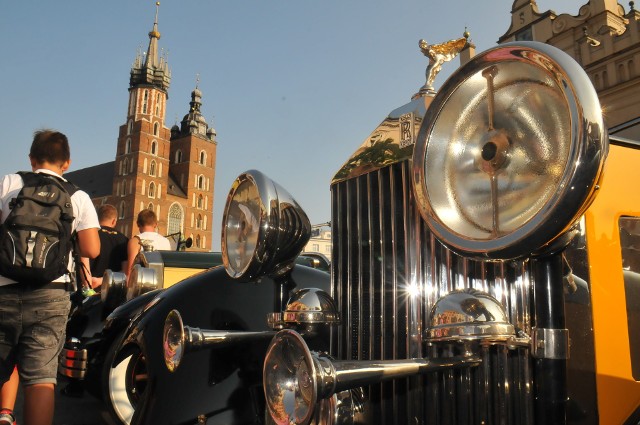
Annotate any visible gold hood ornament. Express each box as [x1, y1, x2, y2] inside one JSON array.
[[414, 33, 469, 98]]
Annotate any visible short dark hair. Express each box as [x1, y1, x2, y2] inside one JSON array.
[[136, 209, 158, 227], [29, 129, 71, 165], [97, 204, 118, 222]]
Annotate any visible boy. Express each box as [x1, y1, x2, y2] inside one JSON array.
[[0, 129, 100, 425]]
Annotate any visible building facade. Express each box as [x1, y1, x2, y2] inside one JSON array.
[[499, 0, 640, 139], [66, 5, 217, 251]]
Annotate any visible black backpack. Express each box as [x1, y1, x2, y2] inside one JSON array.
[[0, 171, 77, 284]]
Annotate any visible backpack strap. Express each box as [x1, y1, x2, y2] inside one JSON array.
[[17, 171, 78, 196]]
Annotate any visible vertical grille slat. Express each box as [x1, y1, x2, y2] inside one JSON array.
[[331, 160, 535, 424]]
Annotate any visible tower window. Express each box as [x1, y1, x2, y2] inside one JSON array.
[[149, 182, 156, 198], [156, 93, 161, 116], [123, 158, 129, 176], [197, 194, 203, 209], [199, 150, 206, 165], [149, 160, 156, 176], [196, 214, 203, 229], [119, 201, 126, 219], [125, 138, 132, 154], [151, 140, 157, 155], [143, 90, 149, 114], [127, 120, 133, 135], [196, 234, 201, 248], [175, 149, 183, 164], [197, 175, 204, 189], [154, 122, 159, 136]]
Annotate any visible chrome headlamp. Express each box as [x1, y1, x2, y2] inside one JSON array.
[[101, 270, 127, 311], [425, 288, 517, 343], [126, 264, 159, 301], [163, 309, 275, 372], [412, 41, 607, 260], [221, 170, 311, 281], [269, 288, 341, 331], [263, 330, 480, 425]]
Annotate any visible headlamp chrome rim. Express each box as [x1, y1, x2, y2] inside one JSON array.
[[412, 41, 607, 260], [263, 329, 318, 425]]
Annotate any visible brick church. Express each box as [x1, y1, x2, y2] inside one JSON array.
[[66, 5, 217, 252]]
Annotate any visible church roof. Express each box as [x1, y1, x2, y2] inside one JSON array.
[[65, 161, 115, 198]]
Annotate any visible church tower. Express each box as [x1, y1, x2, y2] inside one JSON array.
[[169, 84, 217, 250], [110, 2, 172, 237]]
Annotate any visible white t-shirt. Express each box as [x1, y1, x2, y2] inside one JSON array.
[[0, 169, 100, 286], [135, 231, 172, 252]]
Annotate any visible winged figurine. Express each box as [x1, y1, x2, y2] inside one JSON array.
[[418, 35, 469, 93]]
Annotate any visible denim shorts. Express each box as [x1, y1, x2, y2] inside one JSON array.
[[0, 283, 70, 386]]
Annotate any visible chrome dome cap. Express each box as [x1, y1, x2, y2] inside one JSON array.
[[426, 288, 515, 342], [283, 288, 340, 325]]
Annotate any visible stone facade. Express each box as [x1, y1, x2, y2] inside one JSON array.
[[499, 0, 640, 138]]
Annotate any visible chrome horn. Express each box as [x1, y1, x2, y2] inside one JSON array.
[[163, 309, 276, 372], [263, 329, 481, 425]]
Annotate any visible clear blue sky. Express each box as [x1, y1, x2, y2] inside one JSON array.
[[0, 1, 586, 251]]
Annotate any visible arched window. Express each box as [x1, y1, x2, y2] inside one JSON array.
[[119, 201, 126, 219], [123, 158, 129, 176], [125, 138, 132, 154], [196, 235, 201, 248], [196, 214, 203, 229], [167, 203, 183, 236], [149, 160, 156, 176], [618, 63, 627, 82], [155, 93, 161, 116], [143, 90, 149, 114], [148, 182, 156, 198], [151, 140, 157, 155], [199, 150, 206, 165], [197, 194, 203, 209], [154, 122, 159, 136], [198, 175, 204, 190], [175, 149, 182, 164], [127, 120, 133, 135], [129, 93, 136, 116], [148, 202, 154, 211]]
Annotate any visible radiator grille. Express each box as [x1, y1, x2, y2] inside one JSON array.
[[330, 160, 535, 424]]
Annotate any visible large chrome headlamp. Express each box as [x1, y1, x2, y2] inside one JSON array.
[[412, 41, 608, 260], [221, 170, 311, 281]]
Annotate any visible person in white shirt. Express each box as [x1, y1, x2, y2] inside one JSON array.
[[0, 129, 100, 425], [126, 209, 171, 285]]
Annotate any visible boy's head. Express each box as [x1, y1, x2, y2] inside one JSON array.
[[97, 204, 118, 227], [29, 129, 71, 172], [136, 209, 158, 229]]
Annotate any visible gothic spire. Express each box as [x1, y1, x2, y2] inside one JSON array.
[[130, 2, 170, 92]]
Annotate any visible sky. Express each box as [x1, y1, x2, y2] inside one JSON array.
[[0, 1, 588, 251]]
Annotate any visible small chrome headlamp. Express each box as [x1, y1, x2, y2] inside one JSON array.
[[163, 309, 185, 372], [425, 289, 515, 342], [101, 270, 127, 311], [221, 170, 311, 281], [263, 329, 318, 425], [126, 264, 158, 301]]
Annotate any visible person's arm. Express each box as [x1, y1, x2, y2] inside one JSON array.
[[76, 227, 100, 259], [126, 236, 141, 278], [79, 256, 93, 288]]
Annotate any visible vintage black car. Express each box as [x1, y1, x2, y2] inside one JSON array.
[[105, 169, 331, 424], [59, 245, 328, 425]]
